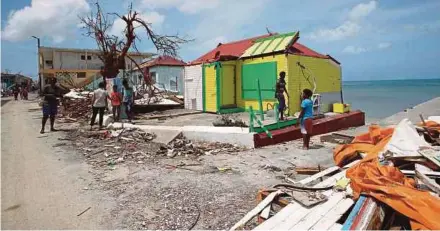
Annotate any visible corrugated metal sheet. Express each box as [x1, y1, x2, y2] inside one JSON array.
[[184, 65, 203, 111], [241, 31, 299, 58]]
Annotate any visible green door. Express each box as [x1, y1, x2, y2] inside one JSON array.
[[221, 65, 236, 107]]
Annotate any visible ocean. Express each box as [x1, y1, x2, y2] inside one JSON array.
[[342, 79, 440, 120]]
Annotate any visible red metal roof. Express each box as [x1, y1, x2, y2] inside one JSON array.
[[289, 43, 327, 59], [142, 55, 186, 67], [189, 33, 340, 65], [189, 34, 273, 65]]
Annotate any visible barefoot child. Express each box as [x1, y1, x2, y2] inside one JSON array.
[[298, 89, 314, 149], [109, 85, 122, 122]]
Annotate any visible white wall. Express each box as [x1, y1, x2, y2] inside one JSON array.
[[184, 64, 203, 111], [150, 66, 184, 94]]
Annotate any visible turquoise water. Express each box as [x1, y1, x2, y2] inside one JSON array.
[[342, 79, 440, 119]]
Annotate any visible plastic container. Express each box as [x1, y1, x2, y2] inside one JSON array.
[[333, 103, 351, 113]]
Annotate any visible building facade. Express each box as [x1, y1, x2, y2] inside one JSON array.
[[185, 32, 343, 115], [38, 46, 153, 89], [132, 55, 186, 94]]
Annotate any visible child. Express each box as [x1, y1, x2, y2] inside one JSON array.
[[109, 85, 122, 122], [298, 89, 314, 149], [90, 82, 108, 130]]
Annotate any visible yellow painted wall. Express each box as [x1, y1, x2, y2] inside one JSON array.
[[204, 65, 217, 112], [287, 55, 342, 113], [236, 54, 287, 112]]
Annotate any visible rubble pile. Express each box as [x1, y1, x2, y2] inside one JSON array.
[[59, 90, 92, 120], [66, 127, 160, 167], [213, 114, 247, 127], [157, 135, 247, 158]]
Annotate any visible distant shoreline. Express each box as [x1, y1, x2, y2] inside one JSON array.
[[343, 78, 440, 82]]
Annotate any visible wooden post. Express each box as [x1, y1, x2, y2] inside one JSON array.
[[257, 79, 264, 121], [249, 106, 254, 133]]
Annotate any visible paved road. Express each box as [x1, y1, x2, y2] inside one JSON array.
[[1, 96, 112, 229]]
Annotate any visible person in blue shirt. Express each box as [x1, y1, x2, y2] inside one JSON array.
[[298, 88, 314, 149]]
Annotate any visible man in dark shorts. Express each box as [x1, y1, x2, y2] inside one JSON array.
[[40, 78, 62, 134], [275, 71, 289, 120]]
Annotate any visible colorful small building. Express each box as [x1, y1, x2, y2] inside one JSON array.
[[184, 31, 342, 115], [134, 55, 186, 94]]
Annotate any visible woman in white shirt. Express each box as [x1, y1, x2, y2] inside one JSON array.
[[90, 82, 108, 130]]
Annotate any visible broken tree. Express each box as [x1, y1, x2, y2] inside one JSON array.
[[79, 1, 190, 99]]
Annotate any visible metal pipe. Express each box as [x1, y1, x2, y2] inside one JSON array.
[[31, 36, 42, 95]]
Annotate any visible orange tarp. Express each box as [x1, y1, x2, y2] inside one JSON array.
[[334, 125, 440, 230], [419, 121, 440, 132]]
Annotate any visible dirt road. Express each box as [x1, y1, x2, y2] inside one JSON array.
[[1, 96, 113, 229]]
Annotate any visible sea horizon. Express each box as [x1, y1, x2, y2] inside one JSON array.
[[341, 78, 440, 120]]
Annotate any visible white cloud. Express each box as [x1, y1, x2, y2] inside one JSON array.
[[140, 0, 220, 14], [342, 45, 368, 54], [349, 1, 377, 21], [309, 1, 377, 41], [109, 11, 165, 37], [1, 0, 90, 42], [378, 42, 391, 49], [309, 21, 361, 41]]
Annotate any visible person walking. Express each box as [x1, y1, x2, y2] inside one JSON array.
[[40, 78, 62, 134], [90, 82, 108, 130], [109, 85, 122, 122], [122, 79, 134, 123]]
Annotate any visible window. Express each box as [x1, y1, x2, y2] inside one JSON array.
[[170, 79, 177, 91], [45, 60, 53, 65], [150, 72, 157, 83], [87, 55, 92, 60], [77, 72, 86, 78], [241, 62, 277, 100], [80, 55, 85, 60]]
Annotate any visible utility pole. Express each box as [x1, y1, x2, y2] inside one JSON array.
[[31, 36, 41, 94]]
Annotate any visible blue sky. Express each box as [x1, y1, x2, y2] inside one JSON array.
[[2, 0, 440, 81]]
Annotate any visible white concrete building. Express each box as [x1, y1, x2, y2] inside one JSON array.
[[39, 46, 153, 88]]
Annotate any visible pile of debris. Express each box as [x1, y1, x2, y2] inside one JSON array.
[[231, 117, 440, 230], [157, 134, 247, 158], [65, 127, 160, 167], [213, 114, 248, 127], [59, 90, 93, 120]]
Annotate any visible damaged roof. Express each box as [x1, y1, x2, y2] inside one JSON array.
[[189, 32, 340, 65], [140, 55, 187, 68]]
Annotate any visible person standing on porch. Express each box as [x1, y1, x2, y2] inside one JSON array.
[[275, 71, 289, 120]]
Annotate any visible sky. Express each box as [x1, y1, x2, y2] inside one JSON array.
[[1, 0, 440, 81]]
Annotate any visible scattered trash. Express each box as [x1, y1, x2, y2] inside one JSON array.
[[77, 206, 91, 217], [157, 134, 246, 158], [213, 114, 247, 127]]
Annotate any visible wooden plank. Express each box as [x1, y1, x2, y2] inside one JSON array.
[[329, 223, 343, 230], [288, 193, 346, 230], [310, 197, 354, 230], [415, 170, 440, 195], [230, 190, 283, 231], [418, 149, 440, 168], [401, 170, 440, 178], [297, 166, 341, 185], [260, 205, 271, 219], [255, 169, 348, 230], [341, 195, 366, 230]]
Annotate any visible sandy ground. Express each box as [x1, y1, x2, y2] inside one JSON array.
[[1, 94, 339, 229], [1, 96, 115, 229]]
